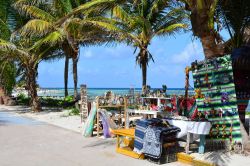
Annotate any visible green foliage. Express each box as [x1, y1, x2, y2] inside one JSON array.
[[64, 95, 74, 102], [69, 108, 80, 116], [218, 0, 250, 49], [17, 93, 30, 105], [16, 94, 76, 108], [40, 96, 75, 107], [0, 61, 16, 95]]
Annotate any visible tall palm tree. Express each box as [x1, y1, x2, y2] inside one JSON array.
[[0, 38, 59, 112], [65, 0, 187, 91], [181, 0, 225, 59], [0, 0, 27, 95], [14, 0, 87, 99]]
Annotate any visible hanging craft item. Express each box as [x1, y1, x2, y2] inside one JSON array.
[[195, 88, 204, 99], [204, 94, 211, 106], [204, 74, 209, 86], [221, 124, 227, 138], [221, 92, 229, 105], [191, 55, 242, 144]]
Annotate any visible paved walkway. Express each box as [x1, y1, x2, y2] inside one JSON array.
[[0, 110, 184, 166]]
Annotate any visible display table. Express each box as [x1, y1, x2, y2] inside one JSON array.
[[127, 109, 160, 118], [125, 109, 161, 128], [166, 119, 211, 154]]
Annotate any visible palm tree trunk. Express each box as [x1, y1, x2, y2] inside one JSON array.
[[142, 61, 147, 88], [200, 35, 225, 59], [27, 66, 41, 112], [72, 57, 78, 100], [140, 48, 147, 94], [64, 56, 69, 97]]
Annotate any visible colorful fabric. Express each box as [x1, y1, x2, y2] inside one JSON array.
[[192, 55, 242, 142], [142, 124, 180, 159], [134, 119, 158, 153], [134, 118, 181, 156], [142, 126, 162, 158], [99, 109, 111, 138], [177, 97, 198, 119]]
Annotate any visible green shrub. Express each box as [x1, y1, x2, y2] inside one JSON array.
[[69, 108, 80, 116], [64, 96, 74, 102], [17, 93, 30, 105]]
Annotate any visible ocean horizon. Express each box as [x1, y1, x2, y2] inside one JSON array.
[[30, 87, 194, 99]]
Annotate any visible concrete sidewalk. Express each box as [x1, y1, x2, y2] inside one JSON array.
[[0, 111, 184, 166]]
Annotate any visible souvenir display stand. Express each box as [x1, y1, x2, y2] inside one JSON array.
[[191, 55, 242, 151], [96, 96, 127, 137], [113, 128, 144, 159], [125, 97, 172, 128], [141, 97, 171, 108]]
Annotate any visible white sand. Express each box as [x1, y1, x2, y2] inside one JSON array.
[[0, 105, 83, 133]]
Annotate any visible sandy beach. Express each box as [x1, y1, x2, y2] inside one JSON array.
[[0, 105, 83, 133]]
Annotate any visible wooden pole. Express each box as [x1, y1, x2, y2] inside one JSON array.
[[186, 132, 190, 154], [199, 135, 206, 154], [80, 84, 88, 123], [96, 97, 100, 137], [124, 97, 129, 129], [184, 67, 190, 116]]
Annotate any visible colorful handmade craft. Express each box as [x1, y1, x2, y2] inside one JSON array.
[[192, 55, 242, 143]]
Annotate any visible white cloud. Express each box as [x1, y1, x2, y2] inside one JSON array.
[[172, 42, 203, 64], [82, 50, 93, 58]]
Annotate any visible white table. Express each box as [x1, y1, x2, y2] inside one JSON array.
[[166, 119, 211, 154]]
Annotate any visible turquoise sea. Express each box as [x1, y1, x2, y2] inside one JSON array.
[[38, 88, 195, 99]]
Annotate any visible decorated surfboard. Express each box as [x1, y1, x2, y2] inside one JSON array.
[[82, 102, 97, 137]]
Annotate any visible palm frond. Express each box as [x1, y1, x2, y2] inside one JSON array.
[[31, 30, 65, 50], [14, 3, 55, 22], [18, 19, 53, 36], [0, 39, 29, 60], [155, 23, 187, 36]]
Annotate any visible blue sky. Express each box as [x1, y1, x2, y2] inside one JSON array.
[[38, 32, 205, 88]]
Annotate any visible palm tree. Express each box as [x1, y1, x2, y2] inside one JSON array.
[[65, 0, 187, 92], [14, 0, 85, 99], [0, 38, 59, 112], [181, 0, 225, 59], [217, 0, 250, 51], [0, 0, 28, 95]]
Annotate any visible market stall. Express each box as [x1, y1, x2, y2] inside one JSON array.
[[191, 55, 243, 151]]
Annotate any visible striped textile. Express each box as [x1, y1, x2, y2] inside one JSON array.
[[134, 119, 153, 154], [192, 55, 242, 142]]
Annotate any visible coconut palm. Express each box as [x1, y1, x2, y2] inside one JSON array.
[[65, 0, 187, 91], [180, 0, 225, 59], [0, 38, 60, 112], [0, 0, 28, 94], [13, 0, 86, 99]]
